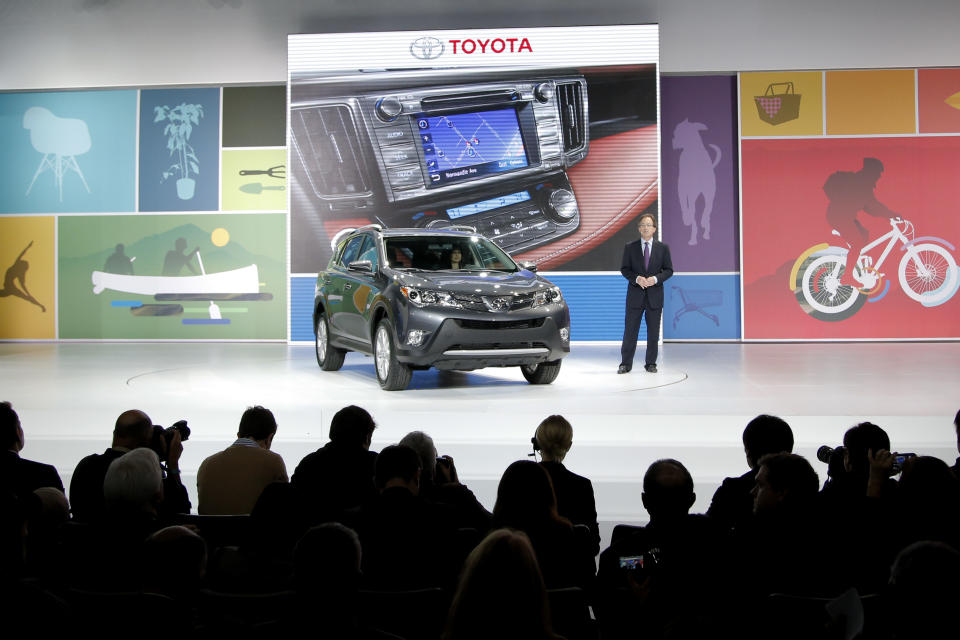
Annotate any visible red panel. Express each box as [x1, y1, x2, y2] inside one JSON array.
[[742, 137, 960, 339]]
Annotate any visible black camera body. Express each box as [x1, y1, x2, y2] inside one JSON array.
[[150, 419, 190, 462]]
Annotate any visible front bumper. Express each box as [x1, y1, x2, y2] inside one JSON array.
[[393, 304, 570, 370]]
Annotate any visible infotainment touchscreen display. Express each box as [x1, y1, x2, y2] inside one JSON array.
[[417, 107, 529, 188]]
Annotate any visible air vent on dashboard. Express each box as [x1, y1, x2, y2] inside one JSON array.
[[292, 105, 370, 198], [557, 82, 585, 152]]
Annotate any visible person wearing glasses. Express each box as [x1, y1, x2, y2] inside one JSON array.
[[618, 214, 673, 374]]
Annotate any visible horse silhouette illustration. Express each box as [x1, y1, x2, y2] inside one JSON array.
[[673, 119, 720, 246], [23, 106, 92, 202]]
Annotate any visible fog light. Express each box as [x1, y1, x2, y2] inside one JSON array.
[[559, 327, 569, 343], [406, 329, 429, 347]]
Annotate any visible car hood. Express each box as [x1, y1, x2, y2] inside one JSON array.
[[392, 269, 555, 294]]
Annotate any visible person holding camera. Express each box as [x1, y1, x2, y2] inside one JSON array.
[[399, 430, 492, 532], [596, 459, 727, 639], [69, 409, 190, 522]]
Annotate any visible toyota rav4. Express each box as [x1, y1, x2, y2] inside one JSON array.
[[313, 226, 570, 390]]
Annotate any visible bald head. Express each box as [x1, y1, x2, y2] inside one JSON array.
[[113, 409, 153, 449], [642, 459, 696, 522]]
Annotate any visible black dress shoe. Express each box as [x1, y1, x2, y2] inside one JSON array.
[[617, 364, 631, 374], [645, 364, 658, 373]]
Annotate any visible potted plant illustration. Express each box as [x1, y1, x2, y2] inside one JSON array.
[[154, 103, 204, 200]]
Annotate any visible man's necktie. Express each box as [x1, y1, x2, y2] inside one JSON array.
[[643, 242, 650, 270]]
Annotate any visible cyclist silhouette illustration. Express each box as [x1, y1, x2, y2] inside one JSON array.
[[0, 241, 45, 312], [823, 157, 897, 286]]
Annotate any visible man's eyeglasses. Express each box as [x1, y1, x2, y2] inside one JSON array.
[[638, 223, 655, 228]]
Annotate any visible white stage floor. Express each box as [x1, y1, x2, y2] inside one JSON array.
[[3, 341, 958, 551]]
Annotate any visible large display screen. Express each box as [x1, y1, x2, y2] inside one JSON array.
[[418, 107, 529, 187]]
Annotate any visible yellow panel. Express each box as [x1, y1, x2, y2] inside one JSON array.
[[0, 217, 56, 339], [740, 71, 823, 137], [221, 148, 288, 212], [826, 69, 916, 135]]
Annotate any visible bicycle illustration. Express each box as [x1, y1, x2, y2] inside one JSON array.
[[790, 217, 959, 321]]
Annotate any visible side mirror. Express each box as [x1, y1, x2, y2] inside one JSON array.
[[518, 261, 537, 273], [347, 260, 373, 273]]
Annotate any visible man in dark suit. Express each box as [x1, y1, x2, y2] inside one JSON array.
[[619, 213, 673, 373], [1, 401, 65, 499]]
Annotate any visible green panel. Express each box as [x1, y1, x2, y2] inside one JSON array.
[[58, 214, 287, 339]]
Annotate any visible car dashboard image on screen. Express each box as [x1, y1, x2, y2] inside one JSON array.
[[289, 72, 591, 272], [288, 27, 659, 275]]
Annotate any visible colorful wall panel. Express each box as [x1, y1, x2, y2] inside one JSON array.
[[661, 76, 739, 271], [0, 90, 137, 214], [58, 214, 286, 339], [139, 88, 221, 212], [741, 69, 960, 340], [0, 84, 287, 341], [0, 217, 56, 339]]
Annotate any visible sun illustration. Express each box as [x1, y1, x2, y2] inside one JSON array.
[[211, 227, 230, 247]]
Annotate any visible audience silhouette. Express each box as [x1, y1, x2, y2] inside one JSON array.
[[2, 400, 959, 639]]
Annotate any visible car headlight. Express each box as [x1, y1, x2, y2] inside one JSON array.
[[532, 286, 563, 307], [401, 286, 463, 308]]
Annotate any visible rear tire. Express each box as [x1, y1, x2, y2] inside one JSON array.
[[521, 360, 562, 385], [374, 319, 412, 391], [315, 312, 345, 371]]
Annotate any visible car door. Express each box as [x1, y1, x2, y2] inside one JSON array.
[[339, 233, 382, 344], [327, 234, 364, 338]]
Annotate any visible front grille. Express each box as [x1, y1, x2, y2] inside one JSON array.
[[457, 318, 545, 330]]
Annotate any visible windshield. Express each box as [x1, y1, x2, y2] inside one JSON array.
[[383, 235, 518, 272]]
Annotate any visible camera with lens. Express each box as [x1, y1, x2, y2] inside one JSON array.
[[150, 419, 191, 462], [817, 445, 847, 480]]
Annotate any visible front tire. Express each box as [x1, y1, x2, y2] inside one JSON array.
[[521, 360, 562, 385], [374, 319, 412, 391], [315, 312, 346, 371], [898, 243, 959, 306]]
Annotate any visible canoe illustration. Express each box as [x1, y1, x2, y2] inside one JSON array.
[[92, 264, 260, 295]]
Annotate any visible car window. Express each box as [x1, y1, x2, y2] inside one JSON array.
[[383, 236, 517, 272], [338, 235, 364, 268], [358, 235, 379, 271]]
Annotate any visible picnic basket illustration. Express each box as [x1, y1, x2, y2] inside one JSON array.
[[754, 82, 802, 125]]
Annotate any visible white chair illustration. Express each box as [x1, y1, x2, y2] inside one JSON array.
[[23, 106, 92, 202]]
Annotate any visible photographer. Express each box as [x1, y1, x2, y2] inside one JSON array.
[[819, 422, 901, 592], [69, 409, 190, 522], [399, 430, 491, 532]]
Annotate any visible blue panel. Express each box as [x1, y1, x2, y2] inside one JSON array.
[[139, 88, 220, 212], [291, 273, 741, 342], [663, 274, 741, 339], [546, 274, 631, 341], [0, 90, 137, 213], [290, 276, 316, 342]]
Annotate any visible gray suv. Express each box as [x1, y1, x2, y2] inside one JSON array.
[[313, 226, 570, 390]]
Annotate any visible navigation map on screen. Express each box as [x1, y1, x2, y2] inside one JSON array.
[[418, 107, 529, 187]]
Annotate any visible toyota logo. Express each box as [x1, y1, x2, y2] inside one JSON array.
[[410, 36, 445, 60], [483, 296, 511, 311]]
